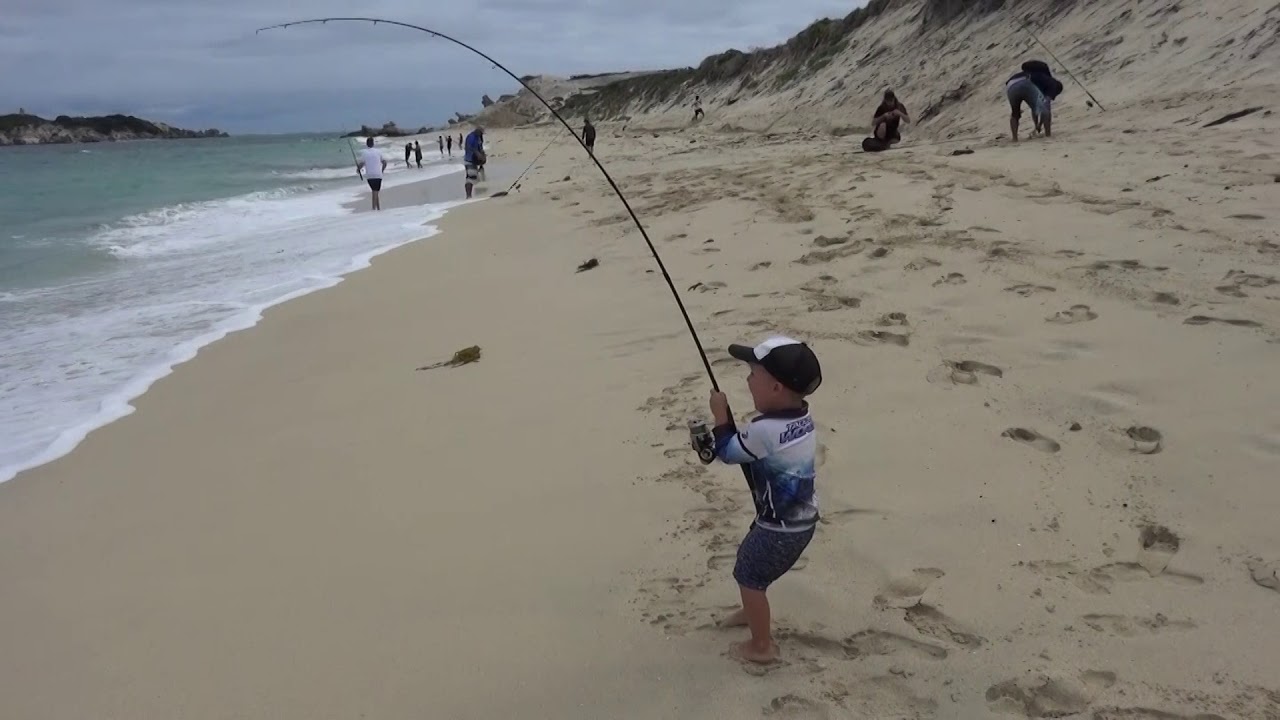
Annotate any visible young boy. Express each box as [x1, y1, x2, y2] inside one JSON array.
[[709, 335, 822, 664]]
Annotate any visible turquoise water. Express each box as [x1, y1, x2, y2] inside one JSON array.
[[1, 135, 359, 288], [0, 134, 464, 481]]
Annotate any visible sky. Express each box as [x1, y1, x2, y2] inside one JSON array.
[[2, 0, 864, 134]]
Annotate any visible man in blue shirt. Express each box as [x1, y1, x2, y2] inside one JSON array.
[[464, 126, 485, 198]]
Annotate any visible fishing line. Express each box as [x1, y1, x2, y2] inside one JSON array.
[[254, 17, 722, 392], [495, 129, 565, 197]]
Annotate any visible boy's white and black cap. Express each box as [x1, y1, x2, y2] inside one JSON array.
[[728, 336, 822, 396]]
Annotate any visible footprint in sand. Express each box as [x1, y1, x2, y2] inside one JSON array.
[[904, 257, 942, 272], [807, 294, 862, 312], [986, 672, 1115, 718], [844, 630, 949, 660], [1005, 283, 1057, 297], [1184, 315, 1262, 328], [749, 261, 773, 271], [873, 568, 945, 609], [1138, 525, 1181, 575], [1026, 559, 1203, 595], [1002, 428, 1061, 453], [812, 235, 849, 247], [1093, 708, 1227, 720], [1125, 426, 1163, 454], [876, 312, 909, 327], [946, 360, 1003, 385], [903, 603, 986, 648], [707, 554, 736, 571], [857, 330, 910, 347], [933, 272, 967, 286], [1245, 558, 1280, 592], [1081, 612, 1196, 637], [1152, 292, 1181, 305], [1217, 270, 1277, 297], [763, 695, 832, 719], [1228, 213, 1266, 220], [1047, 304, 1098, 324]]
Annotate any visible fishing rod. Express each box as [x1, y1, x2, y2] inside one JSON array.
[[1018, 19, 1105, 111], [255, 18, 720, 394], [495, 129, 565, 197], [345, 137, 363, 180]]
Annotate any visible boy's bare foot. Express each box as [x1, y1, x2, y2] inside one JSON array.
[[718, 608, 749, 628], [731, 640, 780, 664]]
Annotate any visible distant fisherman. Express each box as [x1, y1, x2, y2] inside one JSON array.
[[583, 118, 596, 156], [356, 137, 388, 211], [464, 126, 486, 199]]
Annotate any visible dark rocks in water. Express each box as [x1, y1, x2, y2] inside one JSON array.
[[1, 112, 228, 145], [576, 258, 600, 273]]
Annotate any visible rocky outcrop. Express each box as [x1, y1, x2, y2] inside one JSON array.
[[0, 113, 227, 146], [341, 121, 420, 138], [481, 95, 495, 107]]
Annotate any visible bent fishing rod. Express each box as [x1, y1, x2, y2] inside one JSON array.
[[255, 18, 720, 392]]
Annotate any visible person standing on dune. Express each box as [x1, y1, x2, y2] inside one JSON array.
[[583, 118, 597, 157], [356, 137, 388, 211]]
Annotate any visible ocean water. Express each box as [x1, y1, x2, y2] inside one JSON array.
[[0, 134, 465, 482]]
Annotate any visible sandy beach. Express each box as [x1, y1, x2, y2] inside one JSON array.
[[5, 2, 1280, 718]]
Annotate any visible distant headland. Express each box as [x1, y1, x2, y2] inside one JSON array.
[[0, 111, 229, 146]]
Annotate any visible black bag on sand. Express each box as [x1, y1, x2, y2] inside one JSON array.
[[862, 136, 889, 152], [1022, 59, 1052, 75]]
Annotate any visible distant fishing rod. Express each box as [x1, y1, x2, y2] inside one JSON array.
[[254, 17, 722, 393], [1018, 19, 1105, 111], [345, 137, 363, 179]]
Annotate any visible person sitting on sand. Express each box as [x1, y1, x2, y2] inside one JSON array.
[[710, 335, 822, 665], [1006, 60, 1063, 141], [463, 126, 486, 199], [693, 95, 705, 122], [872, 90, 910, 146], [356, 137, 388, 211]]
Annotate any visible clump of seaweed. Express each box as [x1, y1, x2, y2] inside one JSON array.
[[417, 345, 482, 371]]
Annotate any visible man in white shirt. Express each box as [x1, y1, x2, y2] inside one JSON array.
[[356, 137, 389, 211]]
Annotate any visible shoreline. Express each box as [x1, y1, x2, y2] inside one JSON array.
[[0, 165, 511, 485]]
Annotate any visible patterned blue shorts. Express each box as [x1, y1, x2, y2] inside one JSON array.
[[733, 524, 816, 591]]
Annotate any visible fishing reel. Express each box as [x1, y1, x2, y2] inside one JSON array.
[[688, 419, 717, 465]]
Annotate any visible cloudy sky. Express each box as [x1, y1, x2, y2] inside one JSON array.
[[3, 0, 863, 133]]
